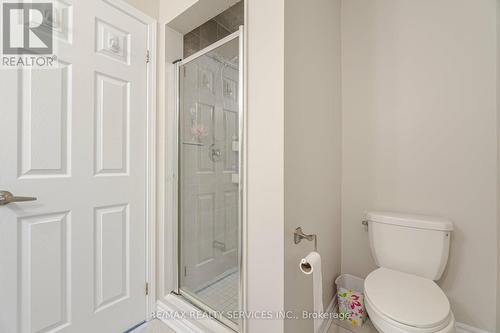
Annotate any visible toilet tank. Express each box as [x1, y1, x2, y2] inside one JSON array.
[[366, 211, 453, 280]]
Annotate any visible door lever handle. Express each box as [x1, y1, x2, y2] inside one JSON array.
[[0, 191, 37, 206]]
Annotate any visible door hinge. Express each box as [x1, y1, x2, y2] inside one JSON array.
[[184, 266, 187, 277], [145, 282, 149, 295], [146, 49, 151, 64]]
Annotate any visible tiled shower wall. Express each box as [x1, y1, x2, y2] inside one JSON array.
[[183, 1, 243, 58]]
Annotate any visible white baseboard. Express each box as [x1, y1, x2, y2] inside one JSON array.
[[456, 322, 493, 333], [321, 296, 338, 333]]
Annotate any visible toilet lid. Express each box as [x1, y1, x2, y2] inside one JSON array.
[[364, 268, 450, 328]]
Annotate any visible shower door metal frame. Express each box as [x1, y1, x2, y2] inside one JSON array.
[[173, 27, 246, 332]]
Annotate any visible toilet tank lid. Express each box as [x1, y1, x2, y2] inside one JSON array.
[[365, 211, 453, 231]]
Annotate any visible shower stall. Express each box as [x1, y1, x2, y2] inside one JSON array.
[[174, 28, 244, 331]]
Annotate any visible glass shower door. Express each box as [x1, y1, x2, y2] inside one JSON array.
[[177, 33, 241, 329]]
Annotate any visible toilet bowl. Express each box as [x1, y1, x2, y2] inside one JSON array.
[[364, 268, 455, 333], [363, 212, 455, 333]]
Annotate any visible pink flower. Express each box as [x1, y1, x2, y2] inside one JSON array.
[[350, 301, 361, 309], [191, 125, 209, 140]]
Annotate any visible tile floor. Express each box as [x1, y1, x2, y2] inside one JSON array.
[[328, 318, 378, 333], [195, 271, 239, 314]]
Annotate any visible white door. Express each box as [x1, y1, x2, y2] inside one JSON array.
[[0, 1, 150, 332], [180, 40, 240, 291]]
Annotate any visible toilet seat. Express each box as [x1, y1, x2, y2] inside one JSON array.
[[365, 295, 455, 333], [364, 268, 453, 332]]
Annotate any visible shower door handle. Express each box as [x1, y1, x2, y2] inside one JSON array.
[[209, 144, 223, 162]]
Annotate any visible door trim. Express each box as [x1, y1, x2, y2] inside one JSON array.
[[99, 0, 158, 322]]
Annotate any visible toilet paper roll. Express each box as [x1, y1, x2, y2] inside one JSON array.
[[300, 251, 324, 333]]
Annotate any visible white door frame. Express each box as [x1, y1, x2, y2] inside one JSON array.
[[99, 0, 157, 322]]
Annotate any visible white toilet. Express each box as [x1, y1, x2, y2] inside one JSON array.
[[363, 212, 456, 333]]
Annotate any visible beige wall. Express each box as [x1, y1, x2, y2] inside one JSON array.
[[283, 0, 342, 332], [159, 0, 197, 23], [162, 0, 239, 34], [341, 0, 498, 331], [123, 0, 159, 19]]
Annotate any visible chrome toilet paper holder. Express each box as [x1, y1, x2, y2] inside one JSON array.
[[294, 227, 317, 251]]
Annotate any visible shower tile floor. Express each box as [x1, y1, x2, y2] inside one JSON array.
[[195, 271, 239, 314]]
